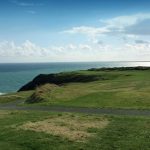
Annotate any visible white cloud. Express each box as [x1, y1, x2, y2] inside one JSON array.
[[79, 44, 91, 50], [102, 13, 150, 28], [63, 26, 110, 37], [2, 12, 150, 62], [64, 13, 150, 37], [135, 40, 150, 44], [0, 40, 48, 57], [11, 0, 43, 7], [1, 40, 150, 62], [0, 40, 111, 62], [11, 0, 34, 6], [125, 43, 150, 51]]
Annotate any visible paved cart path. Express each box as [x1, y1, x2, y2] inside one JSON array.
[[0, 100, 150, 116]]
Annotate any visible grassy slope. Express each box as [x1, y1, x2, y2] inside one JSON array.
[[0, 110, 149, 150], [0, 69, 150, 150], [1, 69, 150, 109], [0, 91, 33, 104], [26, 70, 150, 109]]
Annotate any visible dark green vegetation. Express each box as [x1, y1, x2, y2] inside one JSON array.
[[23, 67, 150, 109], [18, 71, 110, 91], [0, 110, 149, 150], [0, 67, 150, 150], [19, 66, 150, 91], [19, 66, 150, 92], [1, 67, 150, 109]]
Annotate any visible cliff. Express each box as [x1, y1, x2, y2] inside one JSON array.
[[18, 72, 103, 91], [18, 66, 150, 92]]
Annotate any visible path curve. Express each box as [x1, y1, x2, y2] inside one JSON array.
[[0, 100, 150, 116]]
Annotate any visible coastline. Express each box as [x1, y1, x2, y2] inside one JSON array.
[[0, 93, 5, 96], [1, 63, 150, 94]]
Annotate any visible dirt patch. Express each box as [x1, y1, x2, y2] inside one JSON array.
[[18, 114, 109, 142]]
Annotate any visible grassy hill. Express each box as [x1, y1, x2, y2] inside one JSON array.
[[0, 67, 150, 149], [22, 67, 150, 109], [0, 67, 150, 109]]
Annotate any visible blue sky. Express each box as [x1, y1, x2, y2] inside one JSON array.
[[0, 0, 150, 62]]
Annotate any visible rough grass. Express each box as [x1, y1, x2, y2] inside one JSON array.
[[23, 70, 150, 109], [18, 114, 108, 141], [0, 111, 150, 150], [0, 91, 33, 104], [1, 69, 150, 109], [26, 84, 58, 103], [0, 110, 10, 118]]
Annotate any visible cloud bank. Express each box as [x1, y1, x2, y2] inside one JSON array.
[[64, 13, 150, 37], [0, 39, 150, 62], [1, 13, 150, 62]]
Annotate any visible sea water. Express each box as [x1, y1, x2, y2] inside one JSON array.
[[0, 61, 150, 93]]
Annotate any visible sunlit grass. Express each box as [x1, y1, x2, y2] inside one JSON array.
[[1, 69, 150, 109], [0, 110, 149, 150]]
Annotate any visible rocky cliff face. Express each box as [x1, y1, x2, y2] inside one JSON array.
[[18, 72, 102, 91], [18, 67, 149, 92]]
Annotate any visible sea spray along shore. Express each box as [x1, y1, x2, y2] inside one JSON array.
[[0, 93, 5, 95]]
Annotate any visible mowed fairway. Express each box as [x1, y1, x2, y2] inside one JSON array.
[[0, 110, 149, 150]]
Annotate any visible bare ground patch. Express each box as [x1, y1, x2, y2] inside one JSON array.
[[18, 114, 109, 142]]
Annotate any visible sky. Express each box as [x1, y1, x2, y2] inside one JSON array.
[[0, 0, 150, 62]]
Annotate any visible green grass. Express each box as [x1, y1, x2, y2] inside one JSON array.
[[0, 91, 33, 104], [0, 68, 150, 149], [1, 69, 150, 109], [0, 110, 149, 150], [24, 70, 150, 109]]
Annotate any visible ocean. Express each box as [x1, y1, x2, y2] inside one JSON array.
[[0, 61, 150, 94]]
